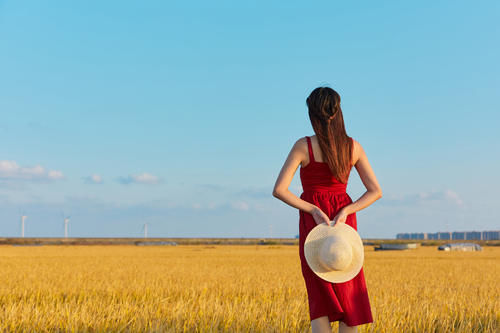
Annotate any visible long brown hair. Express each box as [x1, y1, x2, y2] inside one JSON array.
[[306, 86, 353, 184]]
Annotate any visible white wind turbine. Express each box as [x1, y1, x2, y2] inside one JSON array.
[[21, 215, 27, 238], [64, 216, 71, 238], [142, 223, 148, 238], [61, 211, 71, 238]]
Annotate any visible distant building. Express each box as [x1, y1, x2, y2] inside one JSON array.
[[396, 230, 499, 240], [427, 233, 439, 240], [482, 231, 500, 240], [375, 243, 418, 251], [438, 232, 451, 240], [438, 243, 482, 251], [465, 231, 481, 240], [135, 241, 177, 246]]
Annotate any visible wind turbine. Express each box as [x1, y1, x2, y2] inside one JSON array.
[[60, 211, 71, 238], [142, 223, 148, 238], [21, 215, 27, 238], [64, 216, 71, 238]]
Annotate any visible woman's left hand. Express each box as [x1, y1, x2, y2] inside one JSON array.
[[331, 208, 348, 226]]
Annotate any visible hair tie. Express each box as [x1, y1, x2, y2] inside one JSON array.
[[327, 109, 338, 121]]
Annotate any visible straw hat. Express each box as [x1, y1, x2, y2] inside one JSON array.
[[304, 223, 364, 283]]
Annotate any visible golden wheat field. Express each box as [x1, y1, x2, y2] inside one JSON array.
[[0, 244, 498, 333]]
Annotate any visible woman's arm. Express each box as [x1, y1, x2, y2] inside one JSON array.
[[332, 139, 382, 225], [272, 138, 331, 225]]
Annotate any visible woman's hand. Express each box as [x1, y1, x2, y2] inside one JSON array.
[[311, 206, 331, 226], [331, 208, 348, 226]]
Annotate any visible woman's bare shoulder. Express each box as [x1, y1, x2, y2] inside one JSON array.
[[295, 136, 308, 145], [352, 137, 360, 148], [290, 137, 310, 163], [293, 136, 308, 153], [351, 138, 361, 164], [351, 138, 367, 164]]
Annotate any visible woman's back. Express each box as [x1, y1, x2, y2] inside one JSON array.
[[300, 135, 355, 194]]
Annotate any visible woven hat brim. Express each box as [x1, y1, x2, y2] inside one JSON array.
[[304, 223, 364, 283]]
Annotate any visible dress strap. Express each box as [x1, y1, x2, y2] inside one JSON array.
[[306, 136, 315, 162]]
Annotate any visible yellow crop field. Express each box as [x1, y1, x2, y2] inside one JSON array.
[[0, 244, 498, 332]]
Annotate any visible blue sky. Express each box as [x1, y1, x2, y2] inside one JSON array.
[[0, 1, 499, 238]]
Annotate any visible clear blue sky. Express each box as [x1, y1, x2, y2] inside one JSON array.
[[0, 1, 499, 238]]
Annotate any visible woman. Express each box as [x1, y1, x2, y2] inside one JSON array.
[[272, 86, 382, 333]]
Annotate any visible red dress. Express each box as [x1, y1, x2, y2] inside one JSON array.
[[299, 136, 373, 326]]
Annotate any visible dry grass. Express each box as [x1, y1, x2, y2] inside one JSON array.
[[0, 245, 498, 332]]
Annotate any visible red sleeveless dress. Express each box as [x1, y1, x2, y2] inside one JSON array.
[[299, 136, 373, 326]]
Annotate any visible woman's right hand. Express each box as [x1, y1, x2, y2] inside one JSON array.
[[311, 206, 330, 226]]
